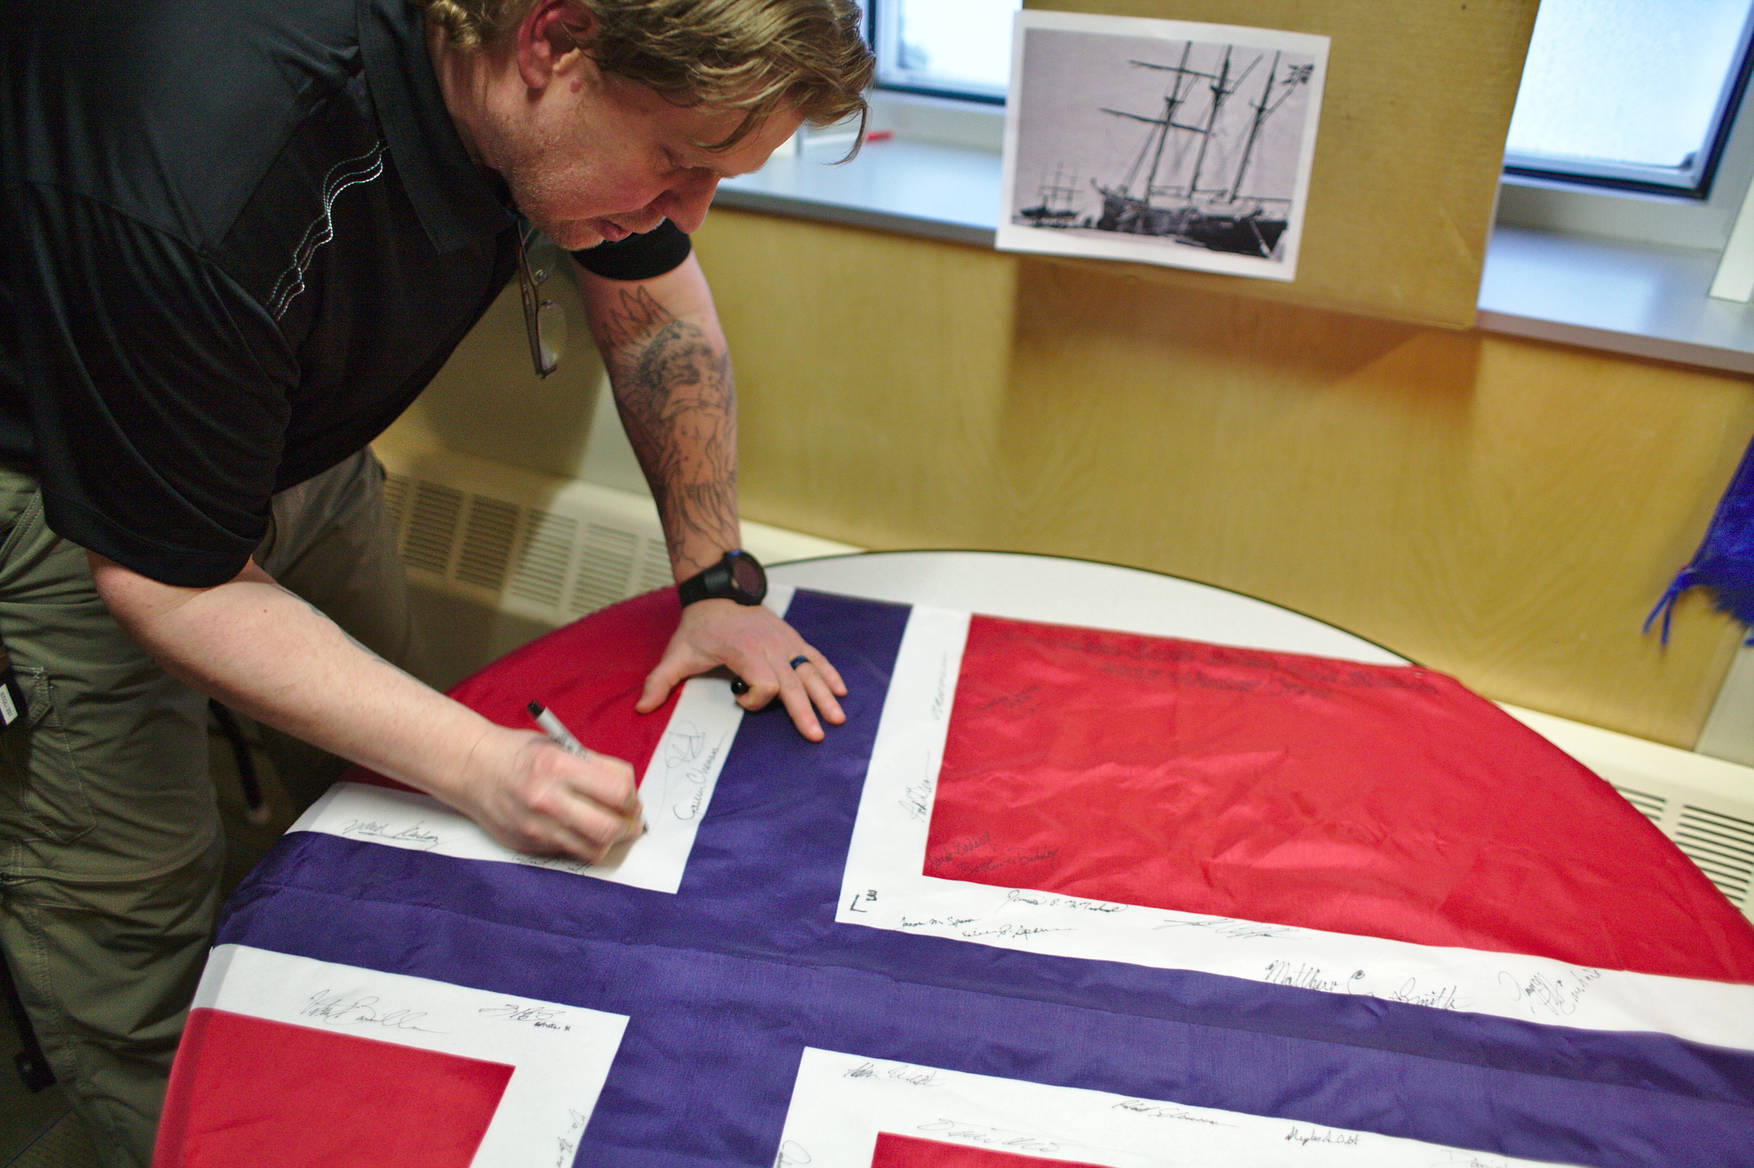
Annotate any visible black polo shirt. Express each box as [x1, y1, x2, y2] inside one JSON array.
[[0, 0, 690, 587]]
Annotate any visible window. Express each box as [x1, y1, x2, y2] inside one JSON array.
[[1504, 0, 1754, 197], [864, 0, 1754, 253], [870, 0, 1020, 102], [1495, 0, 1754, 256]]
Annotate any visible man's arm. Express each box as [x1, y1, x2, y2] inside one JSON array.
[[89, 552, 642, 862], [573, 253, 846, 739]]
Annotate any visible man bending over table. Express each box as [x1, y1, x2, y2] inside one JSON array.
[[0, 1, 871, 1161]]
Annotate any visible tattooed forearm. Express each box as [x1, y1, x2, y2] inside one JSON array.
[[595, 284, 672, 354], [599, 286, 740, 575]]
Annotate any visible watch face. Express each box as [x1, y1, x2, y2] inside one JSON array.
[[729, 555, 765, 596]]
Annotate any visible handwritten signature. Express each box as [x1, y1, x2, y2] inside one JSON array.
[[1285, 1124, 1362, 1148], [552, 1108, 588, 1168], [899, 769, 936, 823], [480, 1002, 571, 1031], [338, 818, 442, 850], [774, 1139, 813, 1166], [930, 655, 951, 721], [1004, 889, 1127, 915], [1113, 1098, 1229, 1126], [1498, 966, 1601, 1017], [1263, 960, 1362, 995], [1155, 915, 1294, 941], [917, 1117, 1059, 1155], [301, 989, 441, 1033], [664, 721, 722, 823], [843, 1060, 939, 1088]]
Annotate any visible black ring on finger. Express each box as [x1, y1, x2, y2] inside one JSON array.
[[789, 655, 810, 669]]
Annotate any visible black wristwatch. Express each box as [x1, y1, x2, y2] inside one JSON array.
[[678, 549, 767, 607]]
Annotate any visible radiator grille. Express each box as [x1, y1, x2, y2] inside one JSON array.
[[1605, 780, 1754, 910], [455, 496, 519, 591], [508, 509, 580, 610], [402, 482, 463, 575], [1612, 784, 1668, 826], [572, 524, 640, 615], [1673, 804, 1754, 904], [374, 442, 855, 630]]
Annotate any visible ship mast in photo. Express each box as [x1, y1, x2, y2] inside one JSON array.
[[1093, 44, 1313, 258]]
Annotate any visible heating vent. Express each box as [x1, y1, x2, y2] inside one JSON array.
[[375, 440, 859, 633], [1673, 805, 1754, 904], [1612, 784, 1668, 827], [456, 496, 519, 591], [401, 481, 463, 576], [1607, 782, 1754, 907], [1508, 705, 1754, 924]]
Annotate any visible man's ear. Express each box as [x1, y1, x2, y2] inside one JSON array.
[[515, 0, 593, 90]]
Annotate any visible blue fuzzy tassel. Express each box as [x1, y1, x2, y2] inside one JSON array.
[[1646, 432, 1754, 645]]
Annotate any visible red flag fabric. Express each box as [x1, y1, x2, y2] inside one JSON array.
[[155, 1009, 513, 1168], [925, 613, 1754, 982]]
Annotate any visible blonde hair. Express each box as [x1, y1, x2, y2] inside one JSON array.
[[418, 0, 872, 151]]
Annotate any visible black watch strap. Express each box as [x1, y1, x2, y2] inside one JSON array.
[[678, 549, 767, 607]]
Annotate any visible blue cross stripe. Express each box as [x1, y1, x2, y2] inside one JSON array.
[[222, 591, 1754, 1168]]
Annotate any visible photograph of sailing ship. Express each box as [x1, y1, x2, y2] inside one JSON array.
[[997, 11, 1329, 281]]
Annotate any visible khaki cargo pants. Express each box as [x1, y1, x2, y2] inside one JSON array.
[[0, 449, 420, 1168]]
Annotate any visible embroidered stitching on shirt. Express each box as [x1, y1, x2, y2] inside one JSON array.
[[267, 142, 388, 320]]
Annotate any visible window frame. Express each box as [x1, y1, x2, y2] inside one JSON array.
[[854, 3, 1754, 258], [1499, 1, 1754, 201]]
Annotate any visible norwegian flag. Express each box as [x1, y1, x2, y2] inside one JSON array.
[[156, 587, 1754, 1168]]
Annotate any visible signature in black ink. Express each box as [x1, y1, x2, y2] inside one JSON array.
[[971, 685, 1043, 716], [1498, 966, 1601, 1017], [774, 1139, 813, 1166], [1263, 960, 1357, 994], [928, 833, 989, 864], [1005, 889, 1126, 915], [665, 722, 721, 822], [1113, 1098, 1229, 1126], [1382, 976, 1468, 1012], [479, 1002, 571, 1031], [842, 1060, 938, 1088], [960, 922, 1072, 941], [899, 772, 936, 822], [553, 1108, 589, 1168], [523, 854, 593, 875], [917, 1117, 1059, 1154], [897, 914, 978, 931], [1286, 1124, 1361, 1147], [663, 723, 707, 766], [339, 818, 442, 850], [1155, 916, 1292, 940], [301, 989, 441, 1033], [931, 656, 951, 720], [935, 845, 1060, 878]]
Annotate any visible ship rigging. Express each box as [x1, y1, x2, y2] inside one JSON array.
[[1092, 44, 1310, 258]]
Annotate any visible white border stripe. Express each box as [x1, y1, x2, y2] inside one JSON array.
[[190, 944, 626, 1167], [839, 605, 1754, 1048], [775, 1048, 1565, 1168]]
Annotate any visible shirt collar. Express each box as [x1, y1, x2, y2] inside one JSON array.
[[359, 0, 513, 252]]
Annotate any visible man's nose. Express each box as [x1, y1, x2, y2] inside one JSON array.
[[653, 173, 720, 234]]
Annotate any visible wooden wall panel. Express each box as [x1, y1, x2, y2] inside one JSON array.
[[697, 209, 1754, 748]]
